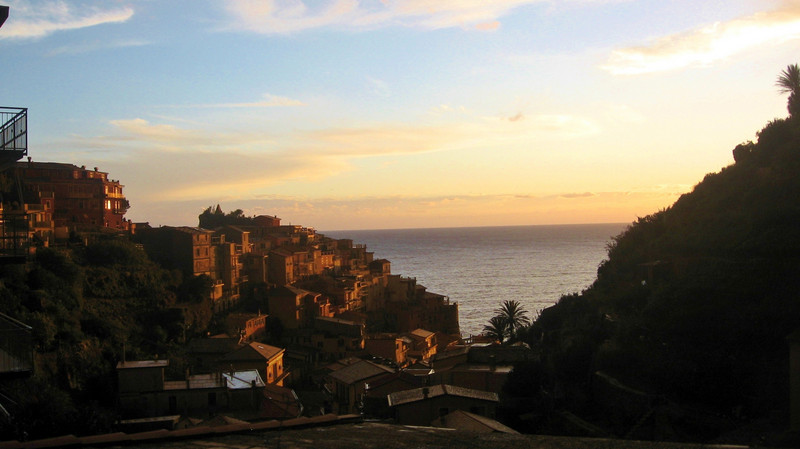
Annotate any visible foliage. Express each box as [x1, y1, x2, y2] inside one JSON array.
[[483, 300, 531, 344], [0, 238, 216, 440], [198, 204, 257, 228], [520, 69, 800, 435], [482, 315, 508, 343], [777, 63, 800, 117]]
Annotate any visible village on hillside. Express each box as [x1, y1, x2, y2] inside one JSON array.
[[0, 106, 537, 438]]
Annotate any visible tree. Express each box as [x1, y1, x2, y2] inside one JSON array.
[[776, 63, 800, 117], [494, 300, 530, 342], [482, 315, 508, 344]]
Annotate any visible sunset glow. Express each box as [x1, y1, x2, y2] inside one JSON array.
[[1, 0, 797, 230]]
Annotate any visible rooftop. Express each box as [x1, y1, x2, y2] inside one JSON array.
[[387, 384, 499, 407], [223, 370, 265, 389], [222, 342, 284, 362], [164, 374, 223, 391], [327, 360, 394, 385]]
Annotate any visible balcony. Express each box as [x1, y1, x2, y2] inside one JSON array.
[[0, 107, 27, 172]]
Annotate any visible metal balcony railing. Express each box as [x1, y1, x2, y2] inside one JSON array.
[[1, 107, 27, 154]]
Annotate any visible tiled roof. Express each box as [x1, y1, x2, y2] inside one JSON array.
[[387, 384, 499, 407], [327, 360, 394, 385], [409, 329, 434, 339]]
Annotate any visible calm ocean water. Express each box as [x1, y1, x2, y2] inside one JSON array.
[[324, 223, 628, 337]]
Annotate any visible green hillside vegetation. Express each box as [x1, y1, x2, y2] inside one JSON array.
[[0, 238, 212, 439], [512, 67, 800, 439]]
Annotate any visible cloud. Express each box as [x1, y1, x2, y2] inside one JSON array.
[[167, 93, 306, 109], [95, 118, 277, 153], [475, 20, 500, 31], [366, 76, 391, 97], [220, 0, 547, 34], [507, 112, 525, 122], [61, 107, 599, 207], [602, 2, 800, 75], [0, 0, 133, 39], [560, 192, 595, 198], [45, 39, 150, 56], [306, 124, 463, 156]]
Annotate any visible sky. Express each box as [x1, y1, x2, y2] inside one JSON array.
[[1, 0, 799, 231]]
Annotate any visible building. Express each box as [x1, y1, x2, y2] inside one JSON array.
[[405, 329, 437, 362], [324, 359, 394, 414], [116, 359, 265, 419], [268, 285, 333, 329], [219, 341, 287, 386], [387, 384, 499, 426], [364, 334, 410, 368], [134, 226, 213, 277], [16, 160, 129, 231], [226, 312, 267, 343], [187, 336, 240, 373]]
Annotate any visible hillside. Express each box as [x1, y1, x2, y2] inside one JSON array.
[[525, 116, 800, 440]]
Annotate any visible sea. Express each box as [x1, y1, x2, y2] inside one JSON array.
[[323, 223, 628, 337]]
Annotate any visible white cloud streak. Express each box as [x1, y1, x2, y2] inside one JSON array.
[[221, 0, 548, 34], [165, 93, 306, 109], [602, 2, 800, 75], [45, 39, 150, 56], [1, 0, 134, 39]]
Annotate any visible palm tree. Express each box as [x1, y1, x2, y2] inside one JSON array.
[[495, 300, 531, 342], [776, 63, 800, 117], [482, 316, 508, 344]]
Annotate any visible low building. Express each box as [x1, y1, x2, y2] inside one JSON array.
[[260, 383, 303, 420], [219, 341, 287, 386], [116, 359, 265, 419], [387, 384, 499, 426], [325, 359, 394, 415]]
